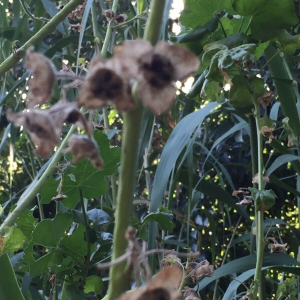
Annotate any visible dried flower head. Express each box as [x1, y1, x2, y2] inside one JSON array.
[[26, 47, 55, 107], [260, 126, 275, 144], [64, 135, 103, 169], [116, 14, 128, 24], [68, 1, 86, 19], [258, 91, 274, 108], [116, 266, 183, 300], [267, 237, 287, 253], [113, 39, 200, 115], [102, 9, 116, 22], [186, 260, 214, 283], [77, 55, 135, 111], [161, 250, 183, 269], [7, 109, 60, 157]]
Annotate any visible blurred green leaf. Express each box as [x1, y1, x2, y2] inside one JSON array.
[[84, 275, 103, 295], [232, 0, 298, 40]]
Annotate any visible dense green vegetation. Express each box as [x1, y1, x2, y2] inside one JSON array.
[[1, 0, 300, 299]]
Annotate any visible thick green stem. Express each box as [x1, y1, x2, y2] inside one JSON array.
[[0, 0, 84, 77], [0, 254, 25, 300], [106, 1, 166, 299], [251, 103, 265, 300]]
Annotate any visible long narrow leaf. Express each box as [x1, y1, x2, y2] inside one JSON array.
[[265, 154, 300, 177]]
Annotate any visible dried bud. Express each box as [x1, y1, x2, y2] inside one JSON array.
[[187, 260, 214, 283], [64, 135, 104, 169], [26, 47, 55, 107], [102, 9, 115, 22], [258, 91, 274, 108], [115, 14, 128, 24]]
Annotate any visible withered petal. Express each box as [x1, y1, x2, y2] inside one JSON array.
[[65, 135, 103, 169], [26, 48, 55, 107], [113, 39, 153, 79], [138, 81, 177, 115], [155, 42, 200, 81], [7, 109, 59, 157]]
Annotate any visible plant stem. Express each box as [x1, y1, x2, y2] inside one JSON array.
[[0, 0, 84, 77], [79, 189, 91, 282], [106, 1, 166, 299], [251, 102, 265, 300]]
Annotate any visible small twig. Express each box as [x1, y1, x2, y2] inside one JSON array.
[[19, 0, 50, 22]]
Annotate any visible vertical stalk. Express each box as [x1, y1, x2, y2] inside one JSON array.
[[251, 102, 265, 300], [106, 1, 166, 300]]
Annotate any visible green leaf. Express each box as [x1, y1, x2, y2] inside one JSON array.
[[1, 227, 27, 255], [84, 275, 103, 295], [265, 154, 300, 177], [229, 76, 264, 108], [171, 16, 219, 43], [180, 0, 233, 28], [66, 284, 88, 300], [140, 209, 175, 240], [255, 41, 270, 60], [15, 209, 38, 240], [232, 0, 298, 40], [60, 225, 87, 257], [32, 213, 73, 247], [248, 187, 276, 210], [86, 208, 111, 230]]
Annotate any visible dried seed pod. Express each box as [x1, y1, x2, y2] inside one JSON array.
[[64, 135, 104, 169], [113, 39, 200, 115], [52, 194, 67, 202], [115, 14, 128, 24], [252, 173, 269, 184], [102, 9, 115, 22], [7, 109, 59, 157], [187, 260, 214, 283], [77, 55, 135, 111], [183, 287, 201, 300], [258, 90, 274, 108], [26, 47, 55, 107]]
